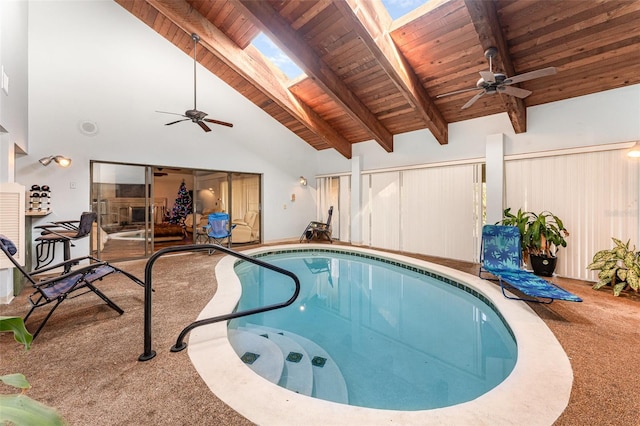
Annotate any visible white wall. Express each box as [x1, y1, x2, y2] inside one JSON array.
[[15, 0, 318, 245], [0, 0, 29, 156], [316, 84, 640, 174]]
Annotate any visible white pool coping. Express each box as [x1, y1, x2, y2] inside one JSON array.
[[188, 244, 573, 426]]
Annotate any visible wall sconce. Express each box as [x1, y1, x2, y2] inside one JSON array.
[[627, 143, 640, 158], [39, 155, 72, 167], [299, 176, 307, 186], [208, 187, 215, 195]]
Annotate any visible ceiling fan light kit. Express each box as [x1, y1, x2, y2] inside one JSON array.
[[157, 33, 233, 132], [437, 47, 556, 110]]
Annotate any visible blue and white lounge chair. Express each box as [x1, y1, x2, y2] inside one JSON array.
[[479, 225, 582, 304]]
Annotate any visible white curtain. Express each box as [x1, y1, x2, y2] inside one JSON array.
[[317, 176, 344, 240], [505, 148, 638, 280], [401, 164, 482, 261], [369, 172, 401, 251], [339, 176, 351, 241]]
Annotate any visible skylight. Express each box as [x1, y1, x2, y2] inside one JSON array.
[[251, 32, 304, 80], [382, 0, 428, 20]]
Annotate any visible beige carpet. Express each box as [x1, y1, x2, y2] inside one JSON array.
[[1, 247, 638, 425]]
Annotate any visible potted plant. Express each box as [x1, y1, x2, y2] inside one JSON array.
[[586, 238, 640, 296], [500, 208, 569, 276]]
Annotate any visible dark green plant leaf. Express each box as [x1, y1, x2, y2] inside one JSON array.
[[0, 316, 33, 350]]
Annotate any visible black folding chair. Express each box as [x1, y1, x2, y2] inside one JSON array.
[[0, 235, 144, 340], [300, 206, 333, 243], [34, 211, 97, 272]]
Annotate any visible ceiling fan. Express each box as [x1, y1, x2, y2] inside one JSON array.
[[157, 33, 233, 132], [436, 47, 557, 110]]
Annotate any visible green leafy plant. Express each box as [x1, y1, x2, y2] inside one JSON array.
[[587, 238, 640, 296], [500, 208, 569, 257], [0, 316, 66, 425]]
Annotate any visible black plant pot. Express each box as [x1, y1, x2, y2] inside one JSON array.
[[529, 254, 557, 277]]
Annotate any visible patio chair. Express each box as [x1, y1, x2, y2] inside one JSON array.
[[479, 225, 582, 303], [205, 212, 236, 249], [34, 211, 96, 272], [299, 206, 333, 243], [0, 234, 144, 339]]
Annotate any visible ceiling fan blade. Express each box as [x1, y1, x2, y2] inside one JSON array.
[[498, 85, 532, 98], [437, 87, 482, 98], [203, 118, 234, 128], [197, 121, 212, 132], [504, 67, 556, 85], [479, 71, 495, 83], [156, 110, 186, 117], [461, 90, 486, 110], [165, 119, 190, 126]]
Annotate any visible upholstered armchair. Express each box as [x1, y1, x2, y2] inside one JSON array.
[[184, 209, 215, 235], [232, 211, 259, 243]]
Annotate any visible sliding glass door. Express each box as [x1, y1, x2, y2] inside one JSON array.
[[91, 162, 262, 262], [91, 162, 154, 261]]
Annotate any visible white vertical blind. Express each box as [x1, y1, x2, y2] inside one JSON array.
[[505, 148, 638, 280], [370, 172, 401, 250], [362, 174, 371, 245], [339, 175, 351, 241], [317, 176, 342, 241], [0, 183, 26, 269], [401, 164, 481, 261]]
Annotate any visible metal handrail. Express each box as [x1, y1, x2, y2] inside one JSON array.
[[138, 244, 300, 361]]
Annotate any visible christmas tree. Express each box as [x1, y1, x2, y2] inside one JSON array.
[[168, 180, 193, 224]]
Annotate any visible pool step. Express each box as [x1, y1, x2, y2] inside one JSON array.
[[242, 324, 349, 404], [239, 326, 313, 396], [227, 329, 284, 385]]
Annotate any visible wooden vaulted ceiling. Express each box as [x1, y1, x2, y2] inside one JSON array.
[[116, 0, 640, 159]]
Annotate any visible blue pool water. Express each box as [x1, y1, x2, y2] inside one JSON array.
[[229, 249, 517, 411]]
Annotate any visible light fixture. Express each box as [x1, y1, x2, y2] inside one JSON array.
[[627, 143, 640, 158], [39, 155, 72, 167], [299, 176, 307, 186]]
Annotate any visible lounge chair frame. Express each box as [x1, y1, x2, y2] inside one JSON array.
[[300, 206, 333, 243], [1, 235, 144, 339], [479, 225, 582, 304]]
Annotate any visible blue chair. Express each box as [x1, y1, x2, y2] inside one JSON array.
[[0, 234, 144, 339], [479, 225, 582, 304], [206, 213, 236, 248]]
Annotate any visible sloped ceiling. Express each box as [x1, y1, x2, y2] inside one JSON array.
[[116, 0, 640, 159]]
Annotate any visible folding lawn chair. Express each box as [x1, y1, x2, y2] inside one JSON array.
[[205, 212, 236, 249], [300, 206, 333, 243], [0, 234, 144, 339], [479, 225, 582, 303]]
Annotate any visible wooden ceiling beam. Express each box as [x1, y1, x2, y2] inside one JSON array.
[[145, 0, 352, 158], [231, 0, 394, 152], [464, 0, 527, 134], [336, 0, 449, 145]]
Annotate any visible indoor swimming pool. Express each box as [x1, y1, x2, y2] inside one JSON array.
[[187, 244, 574, 425]]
